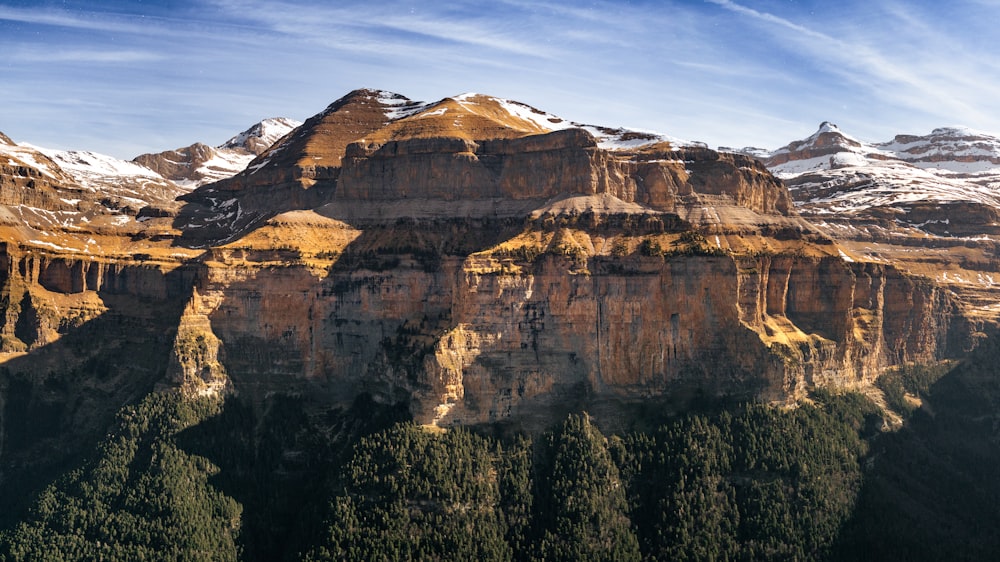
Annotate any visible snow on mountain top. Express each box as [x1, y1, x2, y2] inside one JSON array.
[[929, 126, 989, 138], [817, 121, 841, 134], [374, 89, 410, 106], [373, 90, 694, 150], [373, 90, 432, 121], [803, 122, 864, 148], [0, 143, 63, 179], [764, 121, 1000, 179], [220, 117, 301, 153], [764, 122, 1000, 224], [784, 160, 1000, 223], [25, 143, 164, 182], [452, 92, 697, 149]]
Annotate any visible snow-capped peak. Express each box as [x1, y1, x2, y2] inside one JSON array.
[[377, 91, 694, 150], [817, 121, 841, 134], [220, 117, 301, 155], [801, 121, 864, 148], [929, 125, 986, 138]]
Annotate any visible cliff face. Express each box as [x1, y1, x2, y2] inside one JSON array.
[[0, 91, 979, 439], [0, 239, 197, 517], [167, 211, 967, 431]]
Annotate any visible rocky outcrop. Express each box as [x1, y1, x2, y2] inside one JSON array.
[[133, 142, 221, 184], [338, 129, 636, 202], [335, 129, 791, 215], [0, 151, 77, 208], [0, 244, 197, 353]]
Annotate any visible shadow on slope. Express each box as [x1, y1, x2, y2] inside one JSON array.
[[833, 330, 1000, 560], [174, 393, 409, 562], [0, 265, 198, 530]]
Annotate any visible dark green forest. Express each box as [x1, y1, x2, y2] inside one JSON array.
[[4, 340, 1000, 560]]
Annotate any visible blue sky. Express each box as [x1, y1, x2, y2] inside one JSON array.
[[2, 0, 999, 159]]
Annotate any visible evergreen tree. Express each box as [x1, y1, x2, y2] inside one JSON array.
[[306, 423, 513, 561], [0, 392, 241, 561], [536, 414, 640, 562]]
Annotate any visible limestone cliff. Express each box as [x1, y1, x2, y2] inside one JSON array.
[[0, 91, 980, 440], [164, 207, 968, 431]]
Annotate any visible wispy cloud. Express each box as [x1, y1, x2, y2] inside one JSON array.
[[3, 0, 1000, 157], [203, 0, 556, 60], [9, 47, 166, 64], [704, 0, 999, 127], [0, 5, 163, 36]]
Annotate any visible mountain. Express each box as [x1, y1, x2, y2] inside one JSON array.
[[114, 89, 965, 429], [0, 92, 972, 430], [175, 89, 734, 243], [761, 122, 1000, 218], [749, 123, 1000, 317], [0, 136, 184, 247], [0, 118, 297, 250], [3, 90, 1000, 560], [133, 117, 301, 188]]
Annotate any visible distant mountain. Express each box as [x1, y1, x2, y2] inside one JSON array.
[[750, 122, 1000, 312], [0, 118, 299, 238], [753, 122, 1000, 223], [133, 117, 301, 188], [0, 136, 181, 240]]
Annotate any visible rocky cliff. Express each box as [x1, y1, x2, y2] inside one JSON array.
[[0, 94, 981, 441]]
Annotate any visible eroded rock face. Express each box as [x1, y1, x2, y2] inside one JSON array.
[[161, 213, 969, 432], [133, 143, 219, 183], [332, 130, 790, 216], [338, 129, 636, 202], [0, 91, 982, 437]]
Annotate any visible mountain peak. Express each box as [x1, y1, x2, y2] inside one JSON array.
[[928, 126, 991, 139], [0, 131, 13, 145], [762, 121, 866, 169], [804, 121, 861, 147], [220, 117, 301, 155], [817, 121, 841, 134]]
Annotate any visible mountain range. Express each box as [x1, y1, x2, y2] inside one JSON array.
[[4, 88, 1000, 560]]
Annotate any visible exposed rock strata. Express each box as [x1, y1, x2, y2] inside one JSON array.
[[167, 214, 968, 431], [0, 92, 981, 438]]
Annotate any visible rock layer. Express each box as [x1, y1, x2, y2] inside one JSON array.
[[0, 92, 981, 436]]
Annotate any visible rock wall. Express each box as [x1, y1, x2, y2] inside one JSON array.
[[336, 130, 791, 216], [165, 225, 967, 431], [735, 255, 965, 394], [0, 244, 196, 353]]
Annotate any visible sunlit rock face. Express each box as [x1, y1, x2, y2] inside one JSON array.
[[0, 94, 978, 437]]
